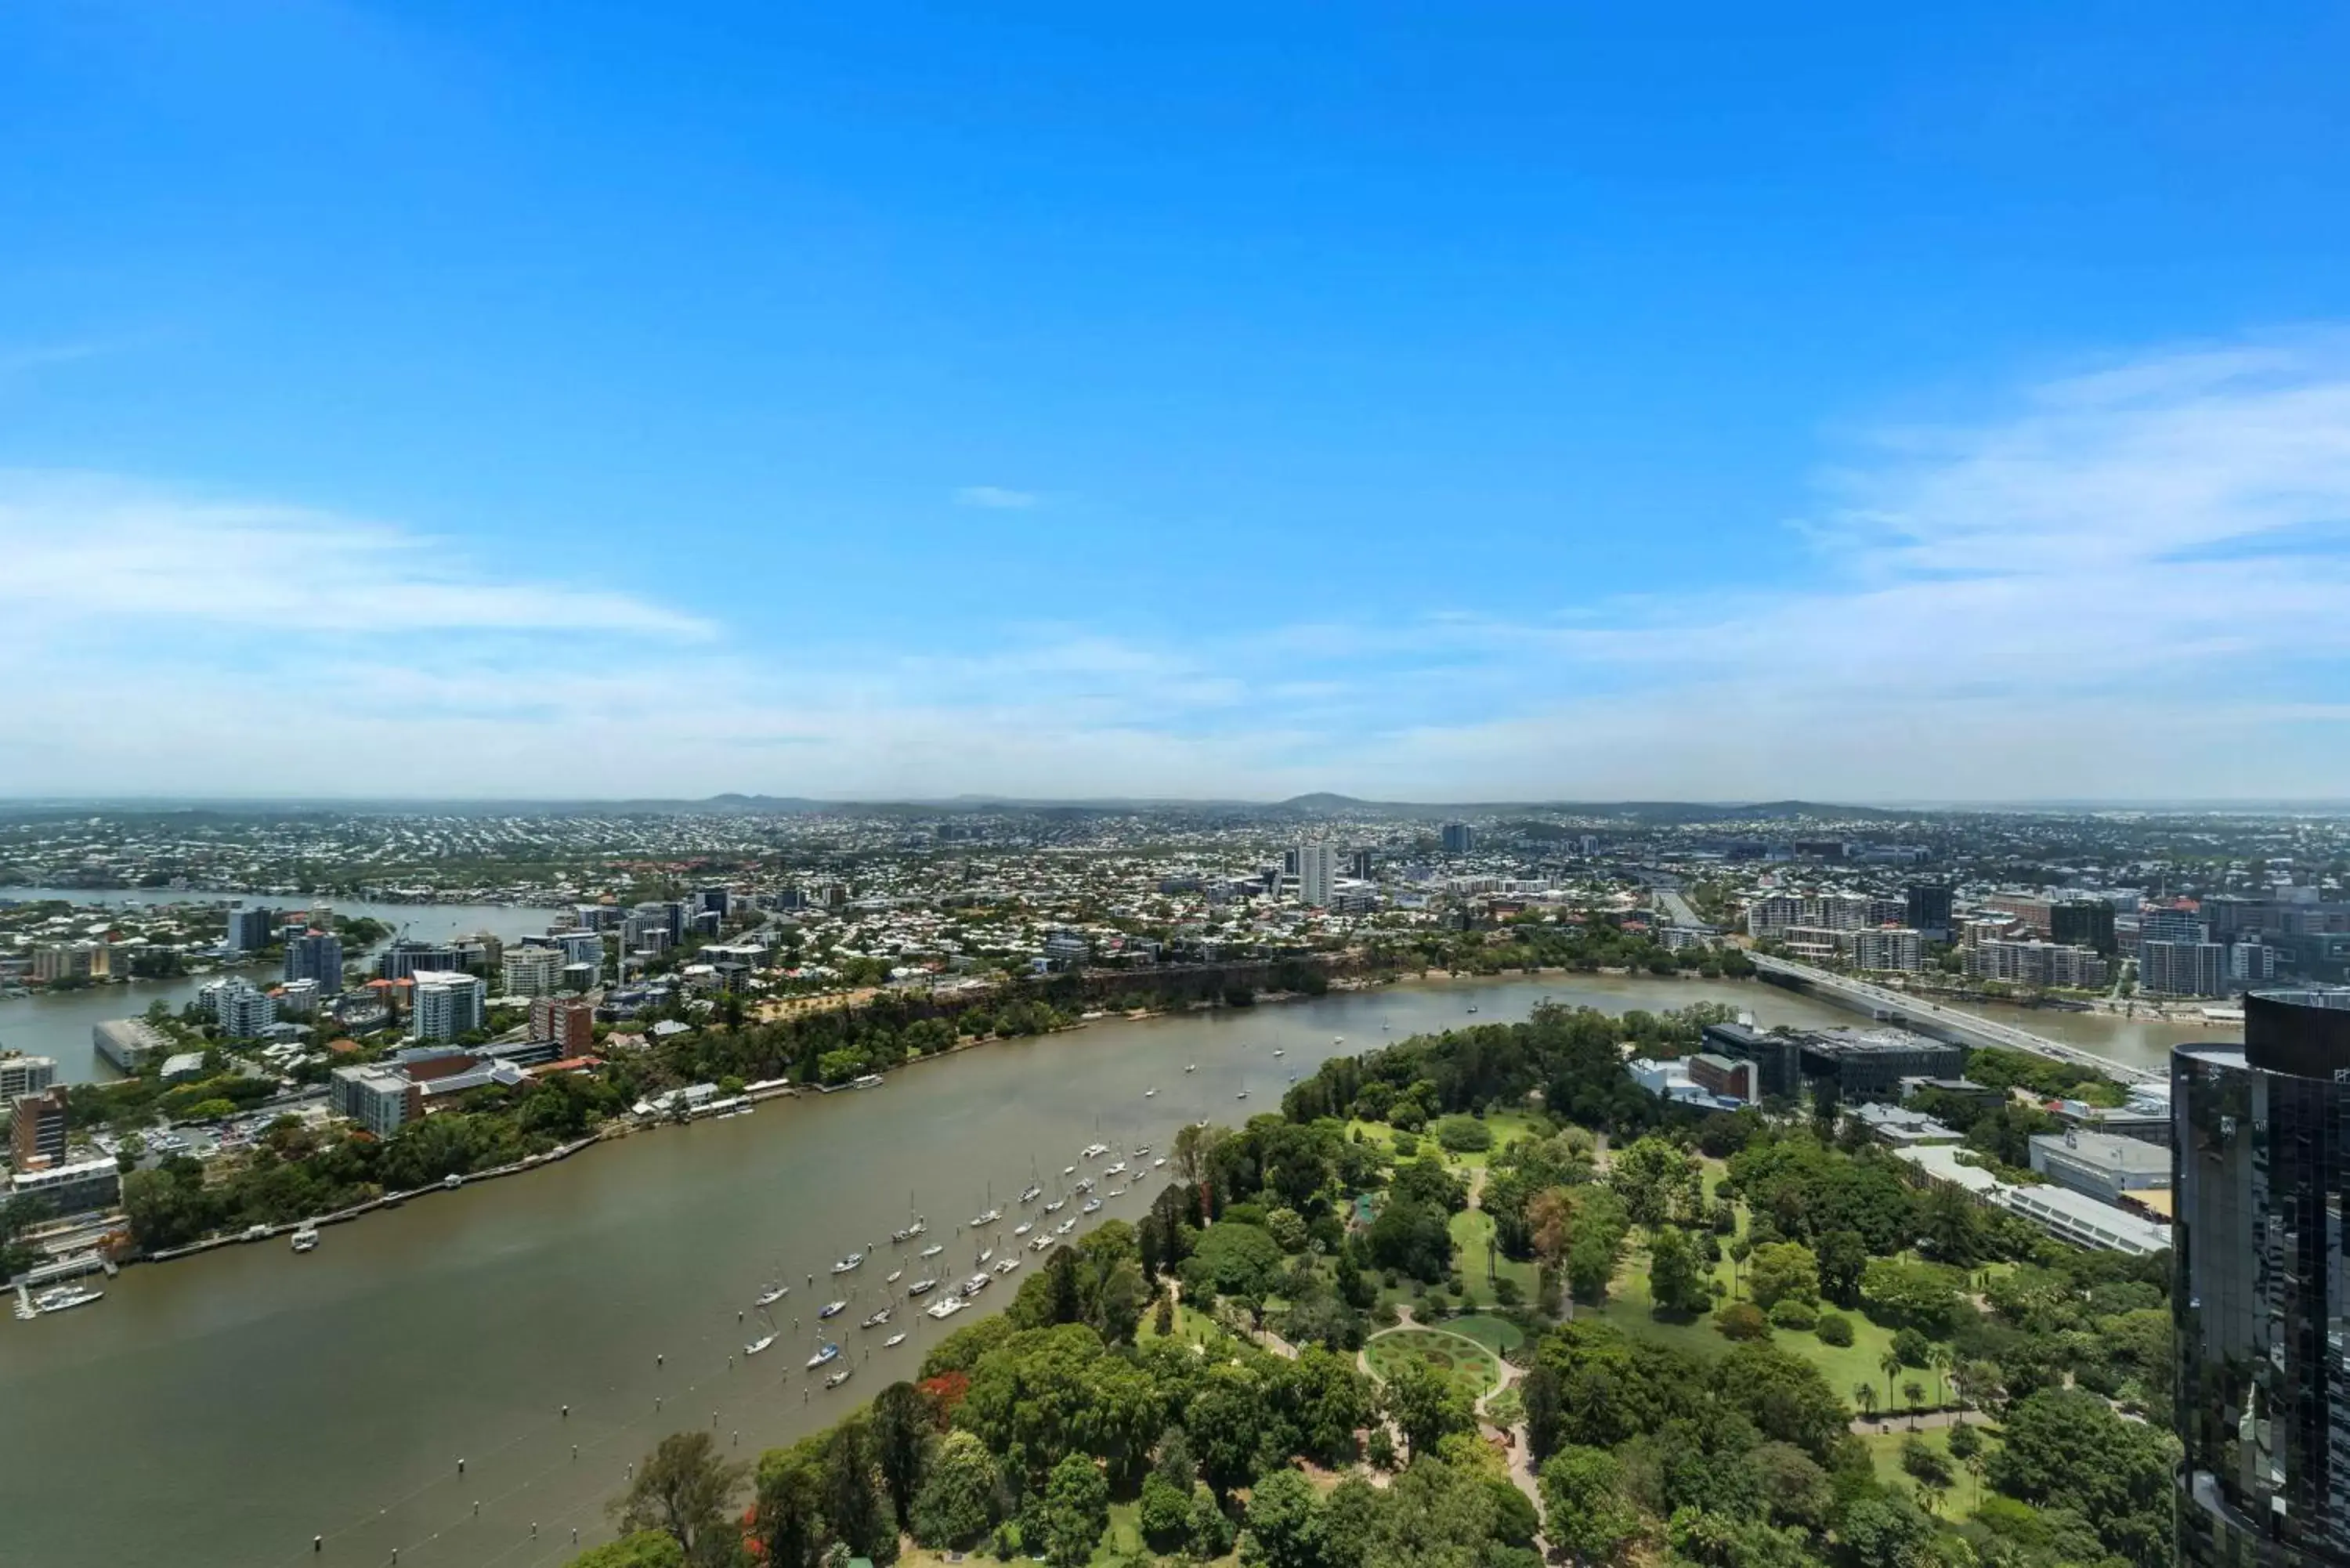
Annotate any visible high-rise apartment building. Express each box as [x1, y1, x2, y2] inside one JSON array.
[[1348, 847, 1377, 880], [225, 906, 274, 952], [1904, 883, 1954, 941], [411, 970, 486, 1042], [2144, 940, 2228, 997], [9, 1085, 68, 1169], [1441, 822, 1476, 855], [501, 945, 565, 998], [0, 1053, 57, 1101], [2175, 991, 2350, 1568], [1848, 927, 1925, 972], [206, 978, 277, 1038], [1296, 842, 1337, 908], [2051, 899, 2119, 956], [2143, 907, 2212, 948], [529, 998, 596, 1055], [283, 930, 344, 992]]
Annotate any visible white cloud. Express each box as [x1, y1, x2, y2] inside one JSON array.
[[9, 337, 2350, 801], [954, 485, 1038, 510]]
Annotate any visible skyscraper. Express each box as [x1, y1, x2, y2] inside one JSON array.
[[1441, 822, 1475, 855], [2175, 990, 2350, 1568], [1296, 842, 1336, 908], [225, 906, 273, 952], [284, 930, 345, 992]]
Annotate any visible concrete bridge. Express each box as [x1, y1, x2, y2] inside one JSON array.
[[1747, 950, 2164, 1086]]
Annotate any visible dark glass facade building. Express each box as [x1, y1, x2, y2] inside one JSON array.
[[2175, 990, 2350, 1568]]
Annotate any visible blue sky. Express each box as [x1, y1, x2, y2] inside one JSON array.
[[4, 2, 2349, 800]]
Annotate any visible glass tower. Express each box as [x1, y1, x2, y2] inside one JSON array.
[[2175, 989, 2350, 1568]]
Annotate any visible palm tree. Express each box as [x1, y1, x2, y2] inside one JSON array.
[[1928, 1344, 1955, 1410], [1903, 1380, 1926, 1429], [1879, 1348, 1904, 1414], [1853, 1383, 1878, 1426]]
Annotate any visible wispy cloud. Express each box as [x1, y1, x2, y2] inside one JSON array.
[[9, 337, 2350, 801], [954, 485, 1038, 510]]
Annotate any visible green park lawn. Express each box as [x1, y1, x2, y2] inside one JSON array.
[[1856, 1424, 2003, 1521], [1363, 1327, 1506, 1401]]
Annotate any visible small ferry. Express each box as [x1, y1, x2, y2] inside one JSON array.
[[20, 1284, 103, 1320], [819, 1299, 847, 1320], [925, 1295, 967, 1321], [807, 1342, 841, 1370], [907, 1277, 938, 1297], [830, 1252, 864, 1275], [291, 1223, 320, 1254], [850, 1074, 884, 1090]]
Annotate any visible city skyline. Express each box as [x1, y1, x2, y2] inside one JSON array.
[[5, 5, 2349, 799]]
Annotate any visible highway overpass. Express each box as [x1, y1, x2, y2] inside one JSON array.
[[1746, 951, 2163, 1086]]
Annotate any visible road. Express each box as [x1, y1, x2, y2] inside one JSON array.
[[1747, 952, 2160, 1086]]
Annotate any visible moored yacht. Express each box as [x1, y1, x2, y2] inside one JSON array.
[[819, 1299, 847, 1320], [807, 1342, 841, 1370], [907, 1277, 938, 1297], [831, 1252, 864, 1275], [925, 1295, 966, 1321], [919, 1242, 945, 1259]]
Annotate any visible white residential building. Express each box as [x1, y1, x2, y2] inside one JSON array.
[[501, 945, 566, 999], [1296, 842, 1337, 908], [411, 970, 487, 1041]]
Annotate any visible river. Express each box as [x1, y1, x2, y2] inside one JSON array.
[[0, 973, 1863, 1568], [0, 891, 565, 1082]]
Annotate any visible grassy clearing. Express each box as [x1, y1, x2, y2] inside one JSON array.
[[1856, 1425, 2002, 1521], [1364, 1328, 1506, 1400]]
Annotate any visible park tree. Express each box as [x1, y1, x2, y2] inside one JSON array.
[[1744, 1241, 1819, 1310], [869, 1381, 933, 1530], [1647, 1226, 1707, 1316], [1520, 1363, 1564, 1464], [822, 1416, 894, 1564], [1241, 1468, 1325, 1568], [910, 1431, 1000, 1550], [1039, 1453, 1111, 1568], [1381, 1358, 1473, 1462], [754, 1443, 826, 1568], [610, 1432, 749, 1568]]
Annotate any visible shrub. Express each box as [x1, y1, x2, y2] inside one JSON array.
[[1892, 1326, 1934, 1367], [1492, 1277, 1524, 1308], [1813, 1311, 1855, 1346], [1713, 1301, 1771, 1341], [1768, 1297, 1817, 1331], [1434, 1115, 1494, 1154]]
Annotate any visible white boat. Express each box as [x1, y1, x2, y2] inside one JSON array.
[[1144, 1088, 1156, 1097], [1133, 1145, 1152, 1156], [1105, 1161, 1126, 1175], [443, 1173, 464, 1190], [745, 1331, 776, 1357], [962, 1273, 992, 1295], [1018, 1183, 1043, 1205], [1108, 1187, 1128, 1199], [891, 1216, 927, 1243], [1063, 1165, 1077, 1176], [1082, 1142, 1110, 1159], [28, 1284, 103, 1316], [819, 1299, 847, 1320], [1029, 1234, 1054, 1252], [885, 1268, 903, 1284], [993, 1255, 1020, 1275], [851, 1074, 884, 1089], [1332, 1035, 1343, 1045], [831, 1252, 864, 1274], [1044, 1195, 1066, 1213], [1272, 1048, 1285, 1057], [807, 1342, 841, 1369], [884, 1331, 908, 1348], [1466, 1005, 1477, 1014], [1055, 1217, 1076, 1235], [907, 1277, 938, 1297], [862, 1306, 893, 1328], [920, 1243, 945, 1259], [1185, 1064, 1196, 1072], [755, 1282, 789, 1307], [1236, 1091, 1249, 1100], [1073, 1177, 1095, 1193], [977, 1246, 994, 1264], [1083, 1198, 1104, 1214], [970, 1207, 1001, 1227], [290, 1223, 320, 1254], [925, 1295, 966, 1320], [1013, 1220, 1034, 1237], [1152, 1157, 1167, 1168], [826, 1366, 854, 1389]]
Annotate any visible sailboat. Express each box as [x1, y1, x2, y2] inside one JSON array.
[[755, 1278, 789, 1308], [830, 1252, 864, 1275], [807, 1341, 841, 1370], [885, 1267, 903, 1284], [1184, 1064, 1197, 1073], [825, 1365, 854, 1390], [970, 1183, 1001, 1228], [819, 1299, 847, 1320], [884, 1331, 908, 1349], [862, 1302, 894, 1329], [1019, 1162, 1043, 1205], [891, 1200, 927, 1244], [745, 1309, 777, 1357], [919, 1241, 945, 1259]]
